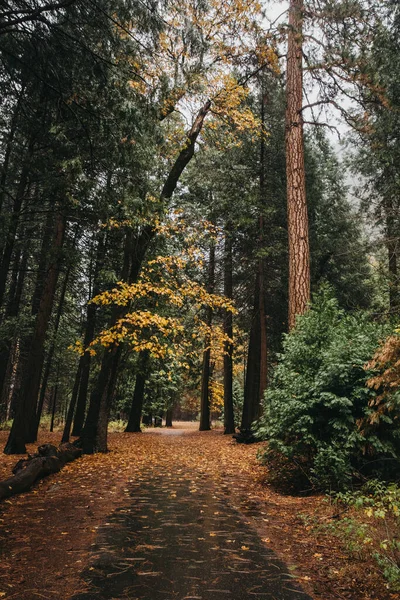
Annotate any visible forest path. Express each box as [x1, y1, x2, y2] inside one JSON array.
[[0, 426, 388, 600], [70, 427, 310, 600]]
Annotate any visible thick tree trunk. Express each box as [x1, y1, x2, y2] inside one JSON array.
[[165, 408, 173, 427], [4, 212, 66, 454], [223, 226, 235, 435], [200, 345, 212, 431], [125, 350, 149, 433], [239, 285, 267, 435], [286, 0, 310, 330], [70, 344, 91, 437], [200, 241, 215, 432], [31, 208, 56, 315], [79, 344, 122, 453], [4, 210, 56, 429]]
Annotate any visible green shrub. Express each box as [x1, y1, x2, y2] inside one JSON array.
[[256, 287, 391, 490], [332, 481, 400, 591]]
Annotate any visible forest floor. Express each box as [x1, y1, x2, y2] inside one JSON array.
[[0, 424, 397, 600]]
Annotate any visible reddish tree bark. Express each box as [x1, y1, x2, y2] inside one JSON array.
[[286, 0, 310, 330]]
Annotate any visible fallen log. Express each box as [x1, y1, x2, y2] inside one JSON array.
[[0, 442, 82, 501]]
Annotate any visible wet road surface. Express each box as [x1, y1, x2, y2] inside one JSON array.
[[71, 440, 312, 600]]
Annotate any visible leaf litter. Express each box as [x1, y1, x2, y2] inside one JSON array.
[[0, 424, 396, 600]]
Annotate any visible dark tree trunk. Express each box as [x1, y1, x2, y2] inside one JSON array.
[[5, 341, 19, 420], [223, 226, 235, 435], [142, 413, 152, 426], [70, 345, 91, 437], [125, 350, 149, 433], [386, 197, 399, 313], [165, 408, 173, 428], [33, 263, 71, 440], [240, 273, 265, 431], [0, 152, 32, 309], [286, 0, 310, 330], [200, 345, 212, 431], [0, 238, 29, 409], [4, 209, 56, 429], [200, 241, 215, 432], [240, 100, 269, 435], [0, 91, 23, 216], [61, 361, 82, 443], [258, 247, 268, 404], [79, 344, 122, 453], [4, 212, 66, 454], [71, 233, 106, 436], [238, 89, 271, 438], [78, 227, 150, 453], [49, 384, 58, 433], [258, 97, 268, 405], [31, 208, 56, 316], [5, 244, 22, 315]]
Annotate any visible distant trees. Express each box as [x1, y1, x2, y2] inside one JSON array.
[[351, 0, 400, 314]]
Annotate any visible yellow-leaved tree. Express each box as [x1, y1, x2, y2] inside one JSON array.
[[85, 215, 236, 431]]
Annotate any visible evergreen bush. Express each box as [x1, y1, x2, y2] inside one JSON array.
[[256, 287, 392, 490]]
